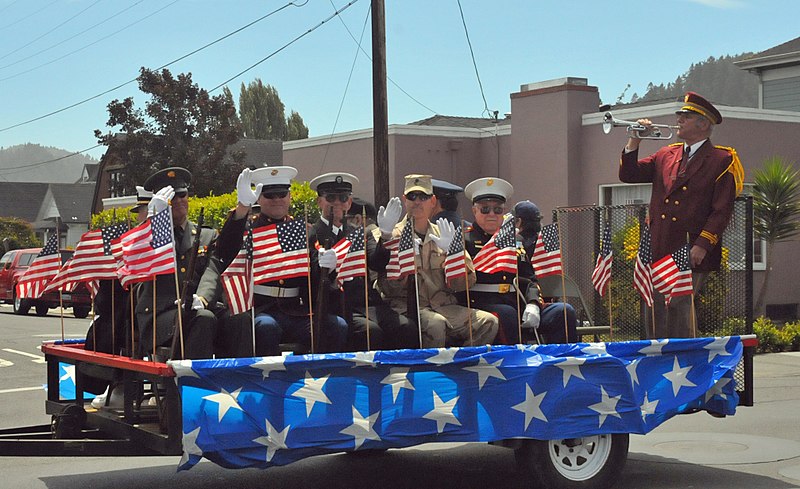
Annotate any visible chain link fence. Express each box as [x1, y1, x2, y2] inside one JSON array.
[[550, 197, 754, 404]]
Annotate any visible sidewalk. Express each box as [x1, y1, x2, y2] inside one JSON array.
[[626, 352, 800, 487]]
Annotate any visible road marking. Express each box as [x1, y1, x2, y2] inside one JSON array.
[[2, 348, 46, 363], [0, 358, 13, 367], [0, 386, 43, 394]]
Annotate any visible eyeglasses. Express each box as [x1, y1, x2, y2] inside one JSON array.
[[174, 190, 188, 199], [479, 205, 505, 215], [405, 192, 432, 202], [262, 191, 288, 200], [323, 193, 350, 203]]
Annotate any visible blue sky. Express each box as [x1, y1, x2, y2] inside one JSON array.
[[0, 0, 798, 160]]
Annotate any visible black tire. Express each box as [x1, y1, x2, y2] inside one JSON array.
[[515, 434, 629, 489], [12, 290, 30, 315], [51, 404, 86, 439], [73, 306, 91, 319], [35, 303, 49, 316]]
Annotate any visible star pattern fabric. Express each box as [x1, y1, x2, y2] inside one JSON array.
[[171, 336, 746, 471]]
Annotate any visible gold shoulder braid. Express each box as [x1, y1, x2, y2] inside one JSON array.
[[715, 145, 744, 196], [668, 142, 683, 147]]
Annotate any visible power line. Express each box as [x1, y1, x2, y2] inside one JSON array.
[[210, 0, 360, 93], [0, 0, 22, 16], [0, 1, 304, 133], [0, 0, 104, 63], [0, 0, 145, 72], [456, 0, 492, 119], [0, 0, 175, 82], [0, 0, 60, 32]]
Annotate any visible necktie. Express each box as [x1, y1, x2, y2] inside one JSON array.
[[678, 146, 691, 175]]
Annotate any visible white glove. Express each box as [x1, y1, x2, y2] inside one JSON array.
[[413, 237, 422, 253], [430, 217, 456, 253], [236, 168, 262, 206], [318, 248, 338, 270], [522, 303, 541, 329], [377, 197, 403, 236], [191, 294, 206, 311], [147, 186, 174, 217]]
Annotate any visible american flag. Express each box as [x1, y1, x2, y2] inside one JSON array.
[[591, 221, 613, 297], [386, 218, 416, 280], [443, 225, 467, 284], [652, 244, 694, 305], [531, 223, 563, 278], [49, 224, 129, 291], [473, 216, 517, 275], [252, 220, 309, 283], [332, 226, 367, 285], [221, 226, 254, 315], [41, 258, 77, 294], [633, 224, 654, 307], [116, 208, 176, 288], [16, 233, 61, 299]]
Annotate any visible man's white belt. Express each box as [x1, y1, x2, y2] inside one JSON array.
[[253, 285, 300, 298], [471, 283, 516, 294]]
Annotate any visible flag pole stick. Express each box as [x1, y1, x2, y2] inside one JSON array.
[[411, 217, 423, 348], [152, 277, 157, 362], [130, 289, 135, 358], [59, 290, 65, 343], [687, 233, 698, 338], [607, 283, 614, 341], [245, 219, 255, 357], [304, 204, 315, 354], [362, 210, 371, 351], [110, 283, 115, 355], [461, 222, 473, 346]]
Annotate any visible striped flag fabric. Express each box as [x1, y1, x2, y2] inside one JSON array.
[[591, 221, 613, 297], [221, 226, 254, 315], [16, 234, 62, 299], [116, 208, 176, 288], [332, 226, 367, 285], [41, 258, 77, 294], [252, 220, 309, 284], [633, 224, 654, 307], [652, 244, 694, 305], [386, 218, 416, 280], [531, 223, 563, 278], [473, 216, 517, 275], [48, 224, 130, 291], [443, 225, 467, 284]]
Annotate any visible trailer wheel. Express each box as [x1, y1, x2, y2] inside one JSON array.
[[515, 434, 628, 489], [51, 404, 86, 439]]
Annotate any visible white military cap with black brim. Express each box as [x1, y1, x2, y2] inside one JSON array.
[[309, 172, 359, 195], [464, 177, 513, 203], [130, 185, 153, 213], [250, 166, 298, 192]]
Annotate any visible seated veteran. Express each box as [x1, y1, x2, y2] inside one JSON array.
[[136, 167, 220, 360], [215, 166, 348, 357], [374, 174, 498, 348], [461, 177, 577, 344]]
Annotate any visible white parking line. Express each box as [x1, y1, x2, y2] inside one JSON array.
[[0, 386, 43, 394], [2, 348, 46, 364], [0, 358, 13, 367]]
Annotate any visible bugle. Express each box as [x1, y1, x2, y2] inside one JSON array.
[[602, 112, 678, 140]]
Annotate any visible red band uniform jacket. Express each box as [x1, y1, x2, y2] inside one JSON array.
[[619, 141, 737, 272]]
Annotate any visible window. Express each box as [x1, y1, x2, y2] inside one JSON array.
[[600, 183, 765, 270]]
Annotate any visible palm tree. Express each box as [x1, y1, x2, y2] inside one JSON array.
[[753, 156, 800, 314]]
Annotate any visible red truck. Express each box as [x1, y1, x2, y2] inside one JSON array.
[[0, 247, 92, 318]]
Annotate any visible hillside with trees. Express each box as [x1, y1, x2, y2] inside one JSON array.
[[0, 143, 97, 183], [623, 53, 760, 107]]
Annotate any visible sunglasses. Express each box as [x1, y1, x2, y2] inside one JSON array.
[[478, 205, 505, 215], [174, 190, 188, 198], [262, 191, 288, 200], [323, 193, 350, 203], [405, 192, 432, 202]]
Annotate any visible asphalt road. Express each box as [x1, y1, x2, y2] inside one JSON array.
[[1, 304, 799, 489]]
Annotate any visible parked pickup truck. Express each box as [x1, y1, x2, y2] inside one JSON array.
[[0, 247, 91, 318]]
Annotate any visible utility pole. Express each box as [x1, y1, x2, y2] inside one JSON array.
[[371, 0, 389, 207]]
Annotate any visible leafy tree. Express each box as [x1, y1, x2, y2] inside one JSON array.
[[0, 217, 41, 253], [752, 157, 800, 314], [95, 67, 243, 197], [286, 110, 309, 141], [238, 79, 309, 141]]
